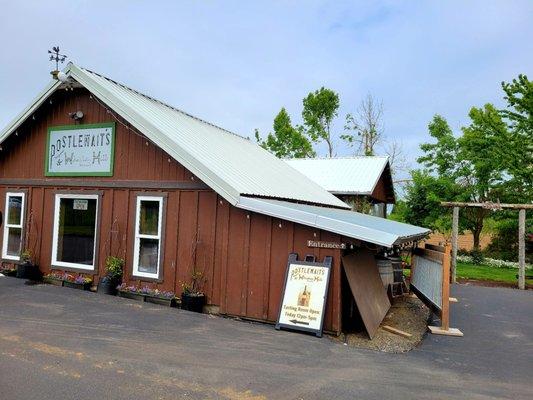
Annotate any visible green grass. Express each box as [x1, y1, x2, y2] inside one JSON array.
[[456, 262, 533, 285], [404, 262, 532, 286]]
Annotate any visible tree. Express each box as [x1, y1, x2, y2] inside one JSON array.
[[500, 74, 533, 201], [411, 100, 530, 250], [302, 87, 340, 157], [401, 170, 464, 234], [255, 108, 315, 158], [342, 93, 384, 156], [382, 138, 410, 183]]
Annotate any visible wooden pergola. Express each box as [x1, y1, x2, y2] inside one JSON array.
[[441, 201, 532, 290]]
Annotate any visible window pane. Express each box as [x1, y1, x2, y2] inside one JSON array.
[[7, 196, 23, 225], [138, 238, 159, 274], [6, 227, 22, 257], [139, 200, 159, 235], [56, 198, 97, 265]]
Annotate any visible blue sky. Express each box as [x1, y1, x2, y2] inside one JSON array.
[[0, 1, 531, 176]]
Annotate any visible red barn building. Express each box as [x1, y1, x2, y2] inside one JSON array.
[[0, 64, 428, 334]]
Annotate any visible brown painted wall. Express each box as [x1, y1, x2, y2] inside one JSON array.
[[0, 88, 343, 333]]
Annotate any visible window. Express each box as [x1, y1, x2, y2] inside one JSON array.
[[2, 192, 26, 260], [133, 196, 163, 279], [51, 194, 99, 270]]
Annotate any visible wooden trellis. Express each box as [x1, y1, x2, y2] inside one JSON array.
[[441, 202, 532, 290]]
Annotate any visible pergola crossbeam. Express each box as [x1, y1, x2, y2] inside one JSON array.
[[440, 201, 530, 290]]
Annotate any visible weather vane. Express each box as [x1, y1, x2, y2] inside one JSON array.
[[48, 46, 67, 79]]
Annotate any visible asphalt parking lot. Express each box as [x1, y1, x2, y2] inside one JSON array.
[[0, 277, 531, 400]]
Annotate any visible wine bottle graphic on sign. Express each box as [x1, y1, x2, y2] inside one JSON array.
[[298, 285, 311, 307]]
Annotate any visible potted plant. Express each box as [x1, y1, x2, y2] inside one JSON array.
[[0, 264, 18, 277], [63, 274, 92, 290], [98, 256, 124, 295], [43, 271, 64, 286], [16, 249, 40, 280], [180, 269, 206, 313]]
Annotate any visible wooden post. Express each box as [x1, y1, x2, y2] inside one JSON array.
[[427, 243, 463, 336], [441, 243, 451, 331], [518, 209, 526, 290], [451, 206, 459, 283]]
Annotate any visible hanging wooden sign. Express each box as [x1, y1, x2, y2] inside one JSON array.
[[307, 240, 346, 249], [276, 253, 332, 337], [45, 123, 115, 177]]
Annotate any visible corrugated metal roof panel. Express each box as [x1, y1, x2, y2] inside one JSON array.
[[286, 157, 390, 195], [236, 197, 430, 247], [70, 66, 348, 208], [0, 64, 348, 209]]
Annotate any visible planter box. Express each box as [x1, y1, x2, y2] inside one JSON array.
[[117, 290, 146, 302], [63, 281, 92, 291], [117, 291, 180, 308], [0, 269, 18, 277], [145, 295, 179, 308], [43, 277, 64, 286]]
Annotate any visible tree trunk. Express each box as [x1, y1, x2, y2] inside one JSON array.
[[472, 227, 482, 251], [326, 138, 333, 157]]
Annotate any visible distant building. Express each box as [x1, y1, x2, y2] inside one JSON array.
[[286, 157, 395, 217]]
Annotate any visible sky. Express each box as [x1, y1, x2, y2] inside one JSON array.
[[0, 0, 531, 179]]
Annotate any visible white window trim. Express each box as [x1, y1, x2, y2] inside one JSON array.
[[2, 192, 26, 261], [51, 193, 99, 271], [132, 195, 163, 279]]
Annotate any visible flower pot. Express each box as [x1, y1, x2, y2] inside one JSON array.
[[43, 277, 64, 286], [117, 290, 146, 302], [97, 276, 120, 295], [145, 295, 178, 308], [181, 293, 206, 313], [63, 281, 91, 291], [16, 262, 39, 280]]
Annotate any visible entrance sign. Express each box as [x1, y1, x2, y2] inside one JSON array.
[[307, 240, 346, 249], [45, 123, 115, 176], [276, 253, 332, 337]]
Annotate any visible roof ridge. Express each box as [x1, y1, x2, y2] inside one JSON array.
[[286, 155, 389, 161], [77, 65, 249, 141]]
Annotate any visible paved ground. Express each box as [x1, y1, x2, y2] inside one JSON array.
[[0, 277, 531, 400]]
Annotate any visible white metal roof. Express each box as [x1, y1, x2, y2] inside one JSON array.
[[237, 197, 430, 247], [286, 156, 390, 196], [0, 64, 432, 247], [0, 64, 348, 209]]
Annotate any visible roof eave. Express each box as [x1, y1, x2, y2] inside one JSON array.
[[236, 196, 398, 247]]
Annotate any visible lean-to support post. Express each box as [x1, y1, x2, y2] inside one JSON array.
[[451, 206, 459, 284], [518, 209, 526, 290]]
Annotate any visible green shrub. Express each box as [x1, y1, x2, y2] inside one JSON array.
[[105, 256, 124, 279], [470, 249, 484, 265]]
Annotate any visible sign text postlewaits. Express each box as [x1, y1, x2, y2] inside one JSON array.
[[46, 123, 115, 176]]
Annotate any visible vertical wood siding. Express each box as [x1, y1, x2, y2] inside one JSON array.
[[0, 89, 343, 334]]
